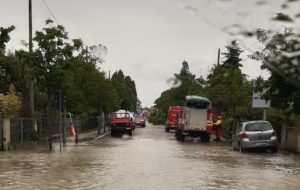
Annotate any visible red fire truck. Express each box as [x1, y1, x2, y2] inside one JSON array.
[[110, 111, 134, 136], [165, 106, 183, 132]]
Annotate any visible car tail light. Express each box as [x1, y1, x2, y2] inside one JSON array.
[[240, 132, 248, 139]]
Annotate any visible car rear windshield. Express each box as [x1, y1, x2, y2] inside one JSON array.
[[245, 122, 273, 131]]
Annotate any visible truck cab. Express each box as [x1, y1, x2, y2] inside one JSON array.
[[110, 111, 134, 136], [176, 96, 213, 142]]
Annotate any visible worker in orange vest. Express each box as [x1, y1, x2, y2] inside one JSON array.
[[214, 116, 223, 142]]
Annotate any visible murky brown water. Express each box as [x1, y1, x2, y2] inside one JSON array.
[[0, 124, 300, 190]]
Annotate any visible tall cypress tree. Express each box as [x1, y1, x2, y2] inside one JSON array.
[[222, 40, 243, 68]]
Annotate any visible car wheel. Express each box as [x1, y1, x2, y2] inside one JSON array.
[[110, 130, 115, 136], [271, 147, 278, 153], [128, 130, 132, 136], [165, 128, 169, 132]]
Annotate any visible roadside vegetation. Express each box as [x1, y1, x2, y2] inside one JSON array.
[[150, 12, 300, 139], [0, 20, 138, 146]]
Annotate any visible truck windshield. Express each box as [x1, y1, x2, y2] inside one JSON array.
[[186, 101, 210, 109], [113, 113, 130, 119]]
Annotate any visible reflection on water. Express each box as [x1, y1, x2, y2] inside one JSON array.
[[0, 126, 300, 190]]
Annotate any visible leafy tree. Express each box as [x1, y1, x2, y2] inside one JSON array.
[[0, 84, 22, 118], [111, 70, 138, 111], [222, 40, 243, 68], [0, 26, 15, 56], [31, 20, 85, 150], [250, 13, 300, 114], [0, 26, 33, 117], [150, 61, 206, 124], [0, 21, 139, 150], [207, 64, 252, 119], [207, 42, 252, 120], [0, 26, 16, 92]]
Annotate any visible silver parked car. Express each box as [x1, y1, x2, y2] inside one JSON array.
[[232, 121, 278, 153]]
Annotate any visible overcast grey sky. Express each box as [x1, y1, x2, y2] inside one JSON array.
[[0, 0, 299, 107]]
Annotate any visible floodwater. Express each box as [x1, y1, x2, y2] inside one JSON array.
[[0, 124, 300, 190]]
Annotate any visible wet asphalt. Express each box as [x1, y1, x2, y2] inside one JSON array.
[[0, 123, 300, 190]]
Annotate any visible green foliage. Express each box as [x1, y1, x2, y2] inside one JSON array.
[[222, 40, 243, 68], [148, 109, 166, 125], [207, 42, 252, 120], [251, 16, 300, 113], [150, 61, 207, 124], [0, 26, 15, 55], [0, 84, 22, 118], [111, 70, 138, 111], [30, 130, 39, 142], [272, 13, 293, 22], [0, 21, 138, 122], [220, 117, 235, 139]]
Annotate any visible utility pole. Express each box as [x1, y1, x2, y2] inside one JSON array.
[[86, 46, 89, 63], [63, 107, 67, 145], [217, 48, 220, 65], [263, 109, 267, 121], [59, 90, 62, 150], [29, 0, 33, 52], [29, 0, 36, 131]]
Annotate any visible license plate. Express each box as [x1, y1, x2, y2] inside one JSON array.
[[256, 142, 266, 146]]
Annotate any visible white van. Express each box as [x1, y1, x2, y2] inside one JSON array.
[[176, 96, 213, 142]]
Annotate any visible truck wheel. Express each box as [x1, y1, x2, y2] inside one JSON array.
[[128, 130, 133, 136], [179, 133, 185, 141], [175, 131, 180, 141], [165, 128, 169, 132], [205, 135, 210, 142], [180, 135, 185, 141], [111, 130, 115, 136]]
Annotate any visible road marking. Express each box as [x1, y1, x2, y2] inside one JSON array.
[[97, 133, 109, 139]]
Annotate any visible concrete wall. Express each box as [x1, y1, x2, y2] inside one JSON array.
[[3, 119, 10, 151]]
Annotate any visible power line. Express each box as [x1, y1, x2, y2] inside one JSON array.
[[41, 0, 60, 24]]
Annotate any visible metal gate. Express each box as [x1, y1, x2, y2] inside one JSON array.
[[285, 127, 298, 151], [0, 118, 3, 151]]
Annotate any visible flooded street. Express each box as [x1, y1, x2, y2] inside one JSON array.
[[1, 123, 300, 190]]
